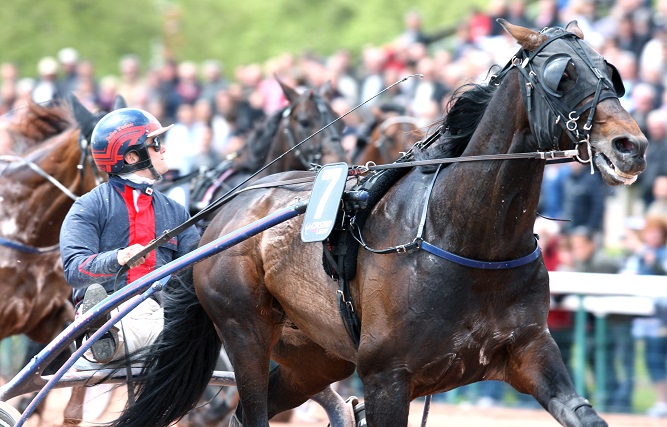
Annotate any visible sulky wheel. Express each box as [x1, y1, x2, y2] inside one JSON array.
[[0, 401, 21, 427]]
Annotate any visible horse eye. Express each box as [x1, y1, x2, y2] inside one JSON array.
[[299, 118, 312, 128]]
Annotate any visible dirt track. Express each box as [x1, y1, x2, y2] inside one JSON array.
[[8, 387, 665, 427]]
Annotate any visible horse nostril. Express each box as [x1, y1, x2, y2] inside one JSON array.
[[613, 137, 635, 154]]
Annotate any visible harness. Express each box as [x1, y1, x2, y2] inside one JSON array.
[[325, 26, 625, 346], [490, 26, 624, 162]]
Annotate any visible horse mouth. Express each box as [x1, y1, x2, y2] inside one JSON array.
[[593, 152, 638, 186]]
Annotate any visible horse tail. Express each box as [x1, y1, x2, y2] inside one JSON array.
[[110, 267, 222, 427]]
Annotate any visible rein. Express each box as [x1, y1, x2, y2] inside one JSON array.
[[0, 133, 100, 255], [0, 155, 80, 201]]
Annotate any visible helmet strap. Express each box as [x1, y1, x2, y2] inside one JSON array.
[[119, 145, 156, 176]]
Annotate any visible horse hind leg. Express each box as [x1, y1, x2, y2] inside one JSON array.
[[263, 328, 356, 422], [226, 326, 357, 426], [505, 331, 607, 427]]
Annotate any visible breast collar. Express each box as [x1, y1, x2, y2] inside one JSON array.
[[350, 165, 541, 269]]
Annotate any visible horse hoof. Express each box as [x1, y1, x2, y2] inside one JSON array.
[[0, 401, 21, 427]]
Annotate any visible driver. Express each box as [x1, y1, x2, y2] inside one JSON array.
[[60, 107, 200, 363]]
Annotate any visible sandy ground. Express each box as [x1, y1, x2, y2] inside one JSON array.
[[5, 386, 665, 427]]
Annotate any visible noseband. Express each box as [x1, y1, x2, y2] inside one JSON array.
[[281, 92, 342, 169]]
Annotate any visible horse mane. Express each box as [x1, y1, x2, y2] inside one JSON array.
[[235, 109, 284, 172], [10, 102, 75, 150], [415, 72, 499, 167]]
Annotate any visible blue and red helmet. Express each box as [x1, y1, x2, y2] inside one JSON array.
[[90, 108, 172, 175]]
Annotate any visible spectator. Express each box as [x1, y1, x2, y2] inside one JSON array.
[[57, 47, 79, 97], [568, 225, 635, 413], [396, 9, 450, 48], [561, 161, 609, 235], [32, 56, 60, 105], [638, 109, 667, 207], [154, 59, 181, 123], [647, 175, 667, 221], [175, 60, 201, 106], [539, 163, 571, 220], [164, 103, 209, 177], [622, 216, 667, 417], [199, 59, 228, 109], [116, 54, 145, 108], [0, 62, 19, 115]]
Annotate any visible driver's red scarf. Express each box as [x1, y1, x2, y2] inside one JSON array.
[[121, 185, 156, 284]]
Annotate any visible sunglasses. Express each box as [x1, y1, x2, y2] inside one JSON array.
[[146, 136, 161, 152]]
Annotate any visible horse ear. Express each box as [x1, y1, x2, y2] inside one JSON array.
[[113, 95, 127, 111], [565, 20, 584, 39], [276, 75, 299, 104], [67, 93, 95, 129], [497, 18, 547, 51], [319, 81, 335, 101]]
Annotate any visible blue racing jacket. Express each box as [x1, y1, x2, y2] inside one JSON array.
[[60, 176, 201, 303]]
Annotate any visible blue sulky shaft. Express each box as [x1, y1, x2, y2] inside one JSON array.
[[0, 200, 308, 426]]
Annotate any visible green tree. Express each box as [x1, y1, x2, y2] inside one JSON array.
[[0, 0, 490, 78]]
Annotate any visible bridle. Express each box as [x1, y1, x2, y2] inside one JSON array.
[[351, 26, 625, 270], [281, 91, 342, 169], [489, 26, 624, 170], [0, 129, 103, 254]]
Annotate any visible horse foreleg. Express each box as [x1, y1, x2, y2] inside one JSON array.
[[356, 363, 410, 427], [506, 331, 607, 427]]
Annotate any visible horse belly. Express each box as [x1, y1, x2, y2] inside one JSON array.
[[261, 222, 358, 360]]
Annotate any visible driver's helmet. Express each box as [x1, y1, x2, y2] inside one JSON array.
[[90, 108, 172, 174]]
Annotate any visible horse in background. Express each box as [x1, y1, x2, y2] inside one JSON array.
[[0, 100, 103, 343], [351, 103, 423, 166], [185, 79, 346, 219], [106, 20, 647, 427], [354, 115, 423, 166]]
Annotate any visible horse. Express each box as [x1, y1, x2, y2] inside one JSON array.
[[186, 79, 347, 219], [0, 100, 103, 344], [0, 98, 106, 424], [352, 114, 423, 166], [106, 20, 647, 427]]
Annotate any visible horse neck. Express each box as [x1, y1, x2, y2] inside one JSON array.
[[2, 130, 86, 246], [262, 131, 306, 176], [429, 74, 545, 259]]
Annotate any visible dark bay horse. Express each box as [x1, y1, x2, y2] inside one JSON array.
[[0, 101, 102, 343], [187, 79, 346, 216], [108, 21, 647, 427]]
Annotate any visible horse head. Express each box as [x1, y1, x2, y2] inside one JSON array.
[[499, 19, 647, 185], [272, 78, 346, 171]]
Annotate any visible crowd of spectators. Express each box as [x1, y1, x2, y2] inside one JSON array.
[[3, 0, 667, 418]]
